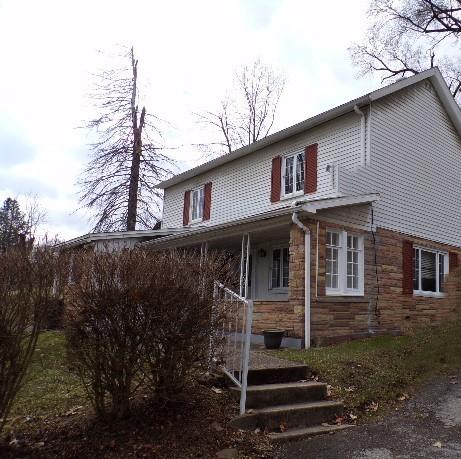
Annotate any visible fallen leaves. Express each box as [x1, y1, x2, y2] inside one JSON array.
[[365, 401, 379, 412]]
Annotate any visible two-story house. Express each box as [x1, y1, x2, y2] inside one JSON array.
[[140, 68, 461, 348]]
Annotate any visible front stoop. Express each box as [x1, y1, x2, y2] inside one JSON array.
[[228, 366, 353, 442]]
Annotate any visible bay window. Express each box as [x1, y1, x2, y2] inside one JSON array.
[[326, 230, 364, 295], [413, 247, 448, 295], [282, 152, 305, 197]]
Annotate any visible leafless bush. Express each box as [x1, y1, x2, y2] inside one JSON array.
[[0, 246, 56, 433], [64, 249, 235, 421]]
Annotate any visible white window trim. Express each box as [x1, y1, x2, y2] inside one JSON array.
[[189, 186, 204, 224], [281, 151, 305, 199], [269, 245, 289, 291], [326, 229, 364, 296], [413, 245, 448, 297]]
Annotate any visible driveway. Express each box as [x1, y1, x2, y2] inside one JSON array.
[[276, 373, 461, 459]]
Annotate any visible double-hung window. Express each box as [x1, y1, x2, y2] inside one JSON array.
[[326, 230, 364, 295], [190, 186, 204, 222], [282, 152, 305, 197], [271, 247, 289, 289], [413, 247, 448, 295]]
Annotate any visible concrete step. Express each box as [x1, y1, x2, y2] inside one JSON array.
[[268, 424, 354, 443], [231, 365, 309, 386], [231, 400, 344, 431], [230, 381, 328, 408]]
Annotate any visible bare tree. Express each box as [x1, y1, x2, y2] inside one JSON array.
[[197, 59, 285, 156], [350, 0, 461, 102], [79, 47, 174, 232]]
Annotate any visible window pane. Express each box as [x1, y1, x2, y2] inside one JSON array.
[[413, 248, 419, 290], [198, 187, 204, 218], [326, 245, 339, 289], [346, 235, 359, 290], [295, 153, 305, 192], [421, 250, 437, 292], [284, 156, 294, 194], [272, 249, 281, 288], [192, 190, 198, 220], [439, 253, 445, 293], [282, 248, 289, 288]]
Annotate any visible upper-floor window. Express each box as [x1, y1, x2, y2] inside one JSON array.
[[191, 186, 204, 222], [326, 230, 364, 295], [271, 247, 289, 289], [282, 152, 304, 197], [413, 247, 448, 295]]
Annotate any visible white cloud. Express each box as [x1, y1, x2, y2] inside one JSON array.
[[0, 0, 380, 239]]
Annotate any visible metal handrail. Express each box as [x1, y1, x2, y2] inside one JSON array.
[[211, 280, 253, 415]]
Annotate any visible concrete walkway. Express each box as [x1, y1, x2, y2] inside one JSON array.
[[276, 373, 461, 459]]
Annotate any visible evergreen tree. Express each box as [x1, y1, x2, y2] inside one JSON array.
[[0, 198, 28, 252]]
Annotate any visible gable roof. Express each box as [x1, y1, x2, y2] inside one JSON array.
[[157, 68, 461, 190]]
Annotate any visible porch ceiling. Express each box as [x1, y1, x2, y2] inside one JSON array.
[[142, 214, 292, 250]]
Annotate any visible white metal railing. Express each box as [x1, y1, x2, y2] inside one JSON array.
[[209, 280, 253, 415]]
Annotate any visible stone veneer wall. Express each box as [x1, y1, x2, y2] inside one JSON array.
[[280, 218, 461, 346]]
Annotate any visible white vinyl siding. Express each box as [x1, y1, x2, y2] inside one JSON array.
[[162, 112, 362, 228], [339, 81, 461, 248]]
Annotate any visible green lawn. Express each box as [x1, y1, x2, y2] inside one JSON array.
[[276, 320, 461, 414], [8, 331, 86, 422]]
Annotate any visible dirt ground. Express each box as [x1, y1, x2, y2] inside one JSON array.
[[0, 381, 273, 459]]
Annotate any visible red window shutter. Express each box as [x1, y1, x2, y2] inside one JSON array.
[[304, 143, 318, 194], [271, 156, 282, 203], [402, 240, 413, 294], [449, 251, 459, 271], [203, 182, 212, 221], [183, 190, 191, 226]]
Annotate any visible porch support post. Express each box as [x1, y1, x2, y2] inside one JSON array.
[[239, 235, 245, 297], [239, 233, 251, 298], [244, 233, 251, 299], [200, 241, 208, 262]]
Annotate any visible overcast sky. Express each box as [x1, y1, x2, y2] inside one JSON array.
[[0, 0, 381, 240]]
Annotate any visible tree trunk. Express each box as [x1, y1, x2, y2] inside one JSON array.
[[126, 47, 142, 231]]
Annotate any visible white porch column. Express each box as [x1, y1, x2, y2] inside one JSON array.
[[239, 233, 251, 298]]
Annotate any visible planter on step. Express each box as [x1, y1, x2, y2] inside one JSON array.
[[263, 329, 285, 349]]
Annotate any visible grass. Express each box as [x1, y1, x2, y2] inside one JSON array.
[[7, 331, 86, 423], [276, 320, 461, 415]]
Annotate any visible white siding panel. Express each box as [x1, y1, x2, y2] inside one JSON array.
[[163, 112, 362, 228], [340, 82, 461, 247]]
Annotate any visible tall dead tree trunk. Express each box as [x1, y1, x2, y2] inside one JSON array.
[[79, 46, 173, 232]]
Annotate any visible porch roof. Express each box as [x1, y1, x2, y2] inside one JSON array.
[[140, 193, 380, 250]]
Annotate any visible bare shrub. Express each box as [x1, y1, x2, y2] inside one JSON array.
[[142, 250, 234, 397], [64, 248, 235, 421], [0, 246, 56, 433]]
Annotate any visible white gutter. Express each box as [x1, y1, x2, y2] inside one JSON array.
[[354, 105, 366, 167], [291, 210, 311, 349]]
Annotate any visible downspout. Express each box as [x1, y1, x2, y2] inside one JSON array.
[[292, 210, 311, 349], [354, 105, 366, 167]]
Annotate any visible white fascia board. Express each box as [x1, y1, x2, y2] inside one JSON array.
[[300, 193, 380, 214]]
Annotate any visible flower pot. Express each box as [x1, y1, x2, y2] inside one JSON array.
[[263, 329, 285, 350]]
